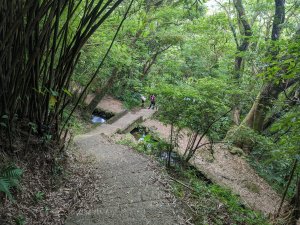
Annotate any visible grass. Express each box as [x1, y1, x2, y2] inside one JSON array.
[[244, 181, 260, 194]]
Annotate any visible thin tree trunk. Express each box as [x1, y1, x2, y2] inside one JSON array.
[[276, 159, 298, 218], [232, 0, 253, 125], [0, 0, 127, 150], [167, 123, 174, 168], [292, 178, 300, 222]]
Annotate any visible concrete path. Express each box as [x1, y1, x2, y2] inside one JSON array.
[[66, 109, 188, 225], [82, 109, 156, 137]]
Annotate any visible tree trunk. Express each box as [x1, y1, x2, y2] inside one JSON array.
[[225, 0, 291, 153], [242, 78, 298, 132], [263, 86, 299, 131], [141, 45, 171, 79], [232, 0, 253, 125], [167, 123, 174, 168], [276, 159, 298, 218], [233, 0, 252, 80], [234, 0, 287, 132], [294, 178, 300, 220]]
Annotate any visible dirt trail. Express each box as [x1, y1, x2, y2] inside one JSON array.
[[85, 94, 125, 114], [142, 119, 283, 216]]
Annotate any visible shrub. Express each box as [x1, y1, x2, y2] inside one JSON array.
[[0, 166, 23, 201]]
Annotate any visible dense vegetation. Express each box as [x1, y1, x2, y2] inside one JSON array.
[[1, 0, 300, 224], [74, 0, 300, 222]]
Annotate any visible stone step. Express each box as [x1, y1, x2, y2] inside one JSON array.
[[65, 199, 181, 225]]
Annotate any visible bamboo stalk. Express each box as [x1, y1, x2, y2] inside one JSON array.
[[0, 0, 127, 151]]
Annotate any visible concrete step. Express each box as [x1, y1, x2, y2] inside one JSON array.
[[65, 199, 181, 225]]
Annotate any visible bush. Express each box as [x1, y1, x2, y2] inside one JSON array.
[[0, 166, 23, 201]]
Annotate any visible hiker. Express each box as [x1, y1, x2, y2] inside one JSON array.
[[148, 94, 156, 109], [141, 94, 146, 107]]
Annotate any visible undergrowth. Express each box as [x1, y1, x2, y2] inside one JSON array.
[[63, 105, 96, 136], [0, 166, 23, 201], [0, 105, 97, 224], [170, 165, 269, 225], [114, 90, 141, 109], [228, 125, 297, 199]]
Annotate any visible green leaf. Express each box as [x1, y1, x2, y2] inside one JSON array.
[[50, 89, 59, 97], [144, 134, 152, 142], [0, 178, 13, 200], [49, 96, 57, 108], [63, 88, 73, 97]]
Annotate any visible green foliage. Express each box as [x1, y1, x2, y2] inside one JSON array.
[[14, 215, 26, 225], [136, 134, 168, 156], [209, 184, 268, 225], [226, 125, 274, 151], [247, 108, 300, 196], [0, 166, 23, 201], [271, 109, 300, 156], [115, 89, 141, 109], [171, 183, 185, 198], [1, 0, 126, 147], [117, 128, 169, 158], [62, 105, 93, 136], [34, 191, 45, 202], [72, 0, 299, 220], [148, 76, 233, 140]]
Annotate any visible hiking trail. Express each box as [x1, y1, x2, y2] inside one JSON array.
[[66, 107, 188, 225], [67, 95, 286, 224]]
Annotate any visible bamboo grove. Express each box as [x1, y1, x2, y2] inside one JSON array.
[[0, 0, 128, 150]]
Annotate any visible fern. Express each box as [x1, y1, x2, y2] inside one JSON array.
[[0, 166, 23, 200]]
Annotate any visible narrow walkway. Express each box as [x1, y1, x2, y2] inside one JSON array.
[[66, 110, 187, 225], [82, 109, 155, 137]]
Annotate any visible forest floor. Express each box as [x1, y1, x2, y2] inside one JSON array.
[[86, 96, 285, 217], [85, 94, 125, 114]]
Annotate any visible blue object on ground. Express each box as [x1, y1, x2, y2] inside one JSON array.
[[91, 115, 106, 124]]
